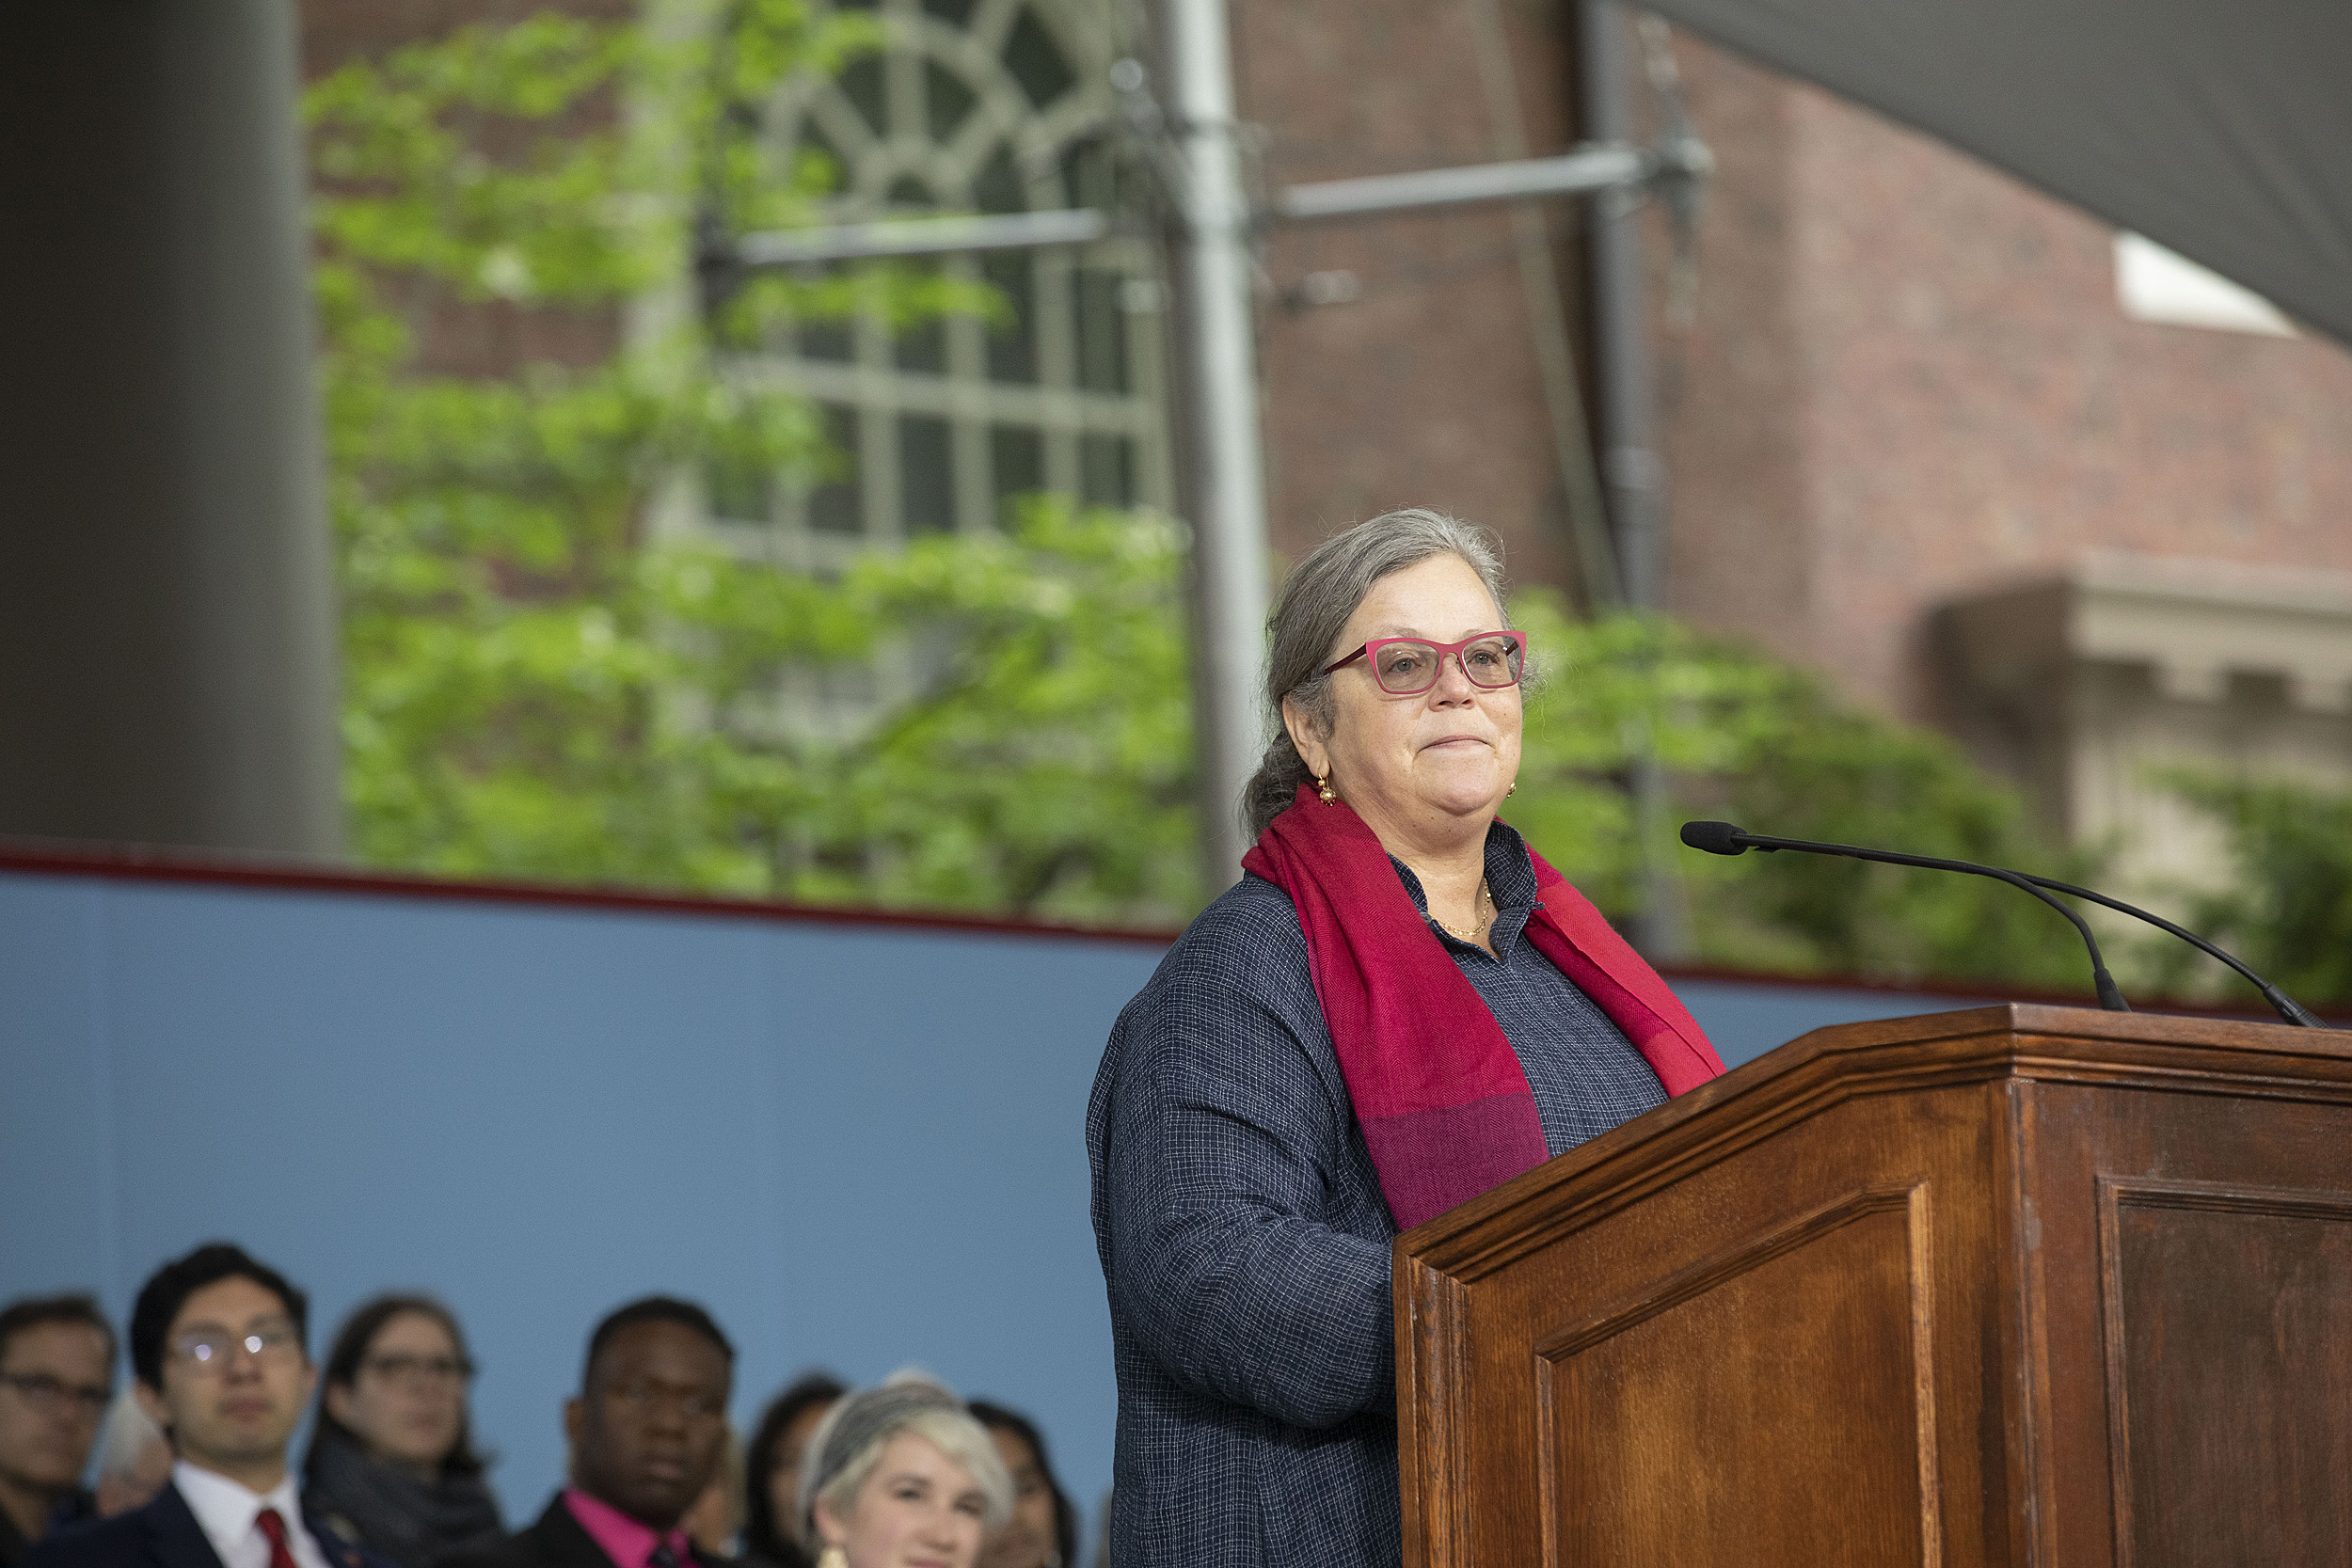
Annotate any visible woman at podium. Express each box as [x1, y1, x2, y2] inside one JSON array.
[[1086, 510, 1724, 1566]]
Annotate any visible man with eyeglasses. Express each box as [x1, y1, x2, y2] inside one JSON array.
[[442, 1297, 736, 1568], [24, 1243, 389, 1568], [0, 1295, 112, 1565]]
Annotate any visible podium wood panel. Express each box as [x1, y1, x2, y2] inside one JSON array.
[[1394, 1004, 2352, 1568], [2102, 1181, 2352, 1561]]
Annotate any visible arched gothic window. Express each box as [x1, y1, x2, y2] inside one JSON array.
[[712, 0, 1170, 550]]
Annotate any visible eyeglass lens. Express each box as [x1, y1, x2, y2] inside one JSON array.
[[365, 1353, 472, 1383], [0, 1372, 111, 1415], [176, 1323, 296, 1368], [1373, 636, 1523, 694]]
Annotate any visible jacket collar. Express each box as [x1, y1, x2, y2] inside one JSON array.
[[140, 1482, 226, 1568], [143, 1480, 373, 1568]]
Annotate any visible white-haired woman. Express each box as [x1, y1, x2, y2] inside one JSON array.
[[796, 1376, 1011, 1568], [1088, 510, 1727, 1566]]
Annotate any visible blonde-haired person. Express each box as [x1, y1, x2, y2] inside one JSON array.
[[91, 1388, 173, 1518], [797, 1376, 1011, 1568]]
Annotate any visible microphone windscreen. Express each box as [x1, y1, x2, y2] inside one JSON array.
[[1679, 820, 1748, 856]]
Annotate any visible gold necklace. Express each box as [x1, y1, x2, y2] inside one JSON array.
[[1432, 879, 1495, 942]]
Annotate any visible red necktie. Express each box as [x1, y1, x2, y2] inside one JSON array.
[[255, 1507, 300, 1568]]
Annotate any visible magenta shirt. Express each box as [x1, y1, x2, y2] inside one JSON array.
[[563, 1487, 694, 1568]]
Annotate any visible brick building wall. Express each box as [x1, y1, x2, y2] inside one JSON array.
[[1232, 0, 1599, 594], [1656, 29, 2352, 727], [1234, 5, 2352, 879], [298, 0, 631, 380], [1646, 28, 2352, 879]]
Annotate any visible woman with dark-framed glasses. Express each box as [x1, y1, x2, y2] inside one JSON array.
[[1087, 509, 1726, 1567], [302, 1297, 502, 1567]]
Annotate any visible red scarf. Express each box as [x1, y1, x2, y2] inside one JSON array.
[[1241, 784, 1725, 1231]]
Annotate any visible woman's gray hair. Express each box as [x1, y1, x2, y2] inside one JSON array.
[[796, 1370, 1013, 1547], [1241, 508, 1513, 839]]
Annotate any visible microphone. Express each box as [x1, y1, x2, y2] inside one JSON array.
[[1680, 820, 2132, 1012], [1680, 822, 2330, 1027]]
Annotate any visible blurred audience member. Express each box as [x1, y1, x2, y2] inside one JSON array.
[[796, 1376, 1008, 1568], [304, 1296, 503, 1566], [440, 1297, 735, 1568], [677, 1429, 742, 1560], [0, 1295, 110, 1564], [739, 1374, 843, 1568], [24, 1241, 393, 1568], [964, 1405, 1073, 1568], [92, 1389, 172, 1519]]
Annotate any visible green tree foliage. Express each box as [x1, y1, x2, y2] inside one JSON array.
[[2155, 774, 2352, 1005], [310, 8, 1197, 922], [1510, 596, 2096, 990], [655, 502, 1199, 922]]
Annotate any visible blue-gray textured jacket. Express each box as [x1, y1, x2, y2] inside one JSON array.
[[1087, 825, 1664, 1566]]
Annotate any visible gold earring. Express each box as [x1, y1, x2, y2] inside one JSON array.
[[1316, 774, 1338, 804], [1506, 782, 1517, 797], [818, 1548, 848, 1568]]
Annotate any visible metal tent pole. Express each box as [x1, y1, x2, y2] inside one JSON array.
[[1581, 0, 1687, 957], [1580, 0, 1664, 612], [1160, 0, 1273, 895]]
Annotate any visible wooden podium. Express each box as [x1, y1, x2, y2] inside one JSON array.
[[1394, 1005, 2352, 1567]]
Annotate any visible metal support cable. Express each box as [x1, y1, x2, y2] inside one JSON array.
[[1272, 146, 1648, 221], [725, 149, 1669, 270]]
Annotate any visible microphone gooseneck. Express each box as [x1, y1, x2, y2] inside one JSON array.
[[1679, 820, 2132, 1012], [1990, 872, 2328, 1028], [1678, 820, 2328, 1026]]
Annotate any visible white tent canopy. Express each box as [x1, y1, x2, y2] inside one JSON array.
[[1639, 0, 2352, 346]]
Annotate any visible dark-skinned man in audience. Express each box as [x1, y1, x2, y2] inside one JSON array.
[[443, 1298, 738, 1568], [25, 1243, 390, 1568], [0, 1296, 112, 1565]]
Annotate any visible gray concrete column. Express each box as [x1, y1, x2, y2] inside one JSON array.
[[0, 0, 342, 856]]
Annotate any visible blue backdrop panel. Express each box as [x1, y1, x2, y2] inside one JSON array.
[[0, 863, 1996, 1536], [0, 869, 1162, 1533], [0, 878, 122, 1302]]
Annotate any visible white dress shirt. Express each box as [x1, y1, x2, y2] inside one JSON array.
[[173, 1460, 336, 1568]]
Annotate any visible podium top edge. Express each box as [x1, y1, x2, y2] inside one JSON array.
[[1395, 1001, 2352, 1265], [1788, 999, 2349, 1055]]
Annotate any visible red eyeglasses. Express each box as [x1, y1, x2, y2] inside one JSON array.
[[1322, 631, 1528, 695]]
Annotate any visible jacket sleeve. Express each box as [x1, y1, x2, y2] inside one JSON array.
[[1097, 926, 1396, 1430]]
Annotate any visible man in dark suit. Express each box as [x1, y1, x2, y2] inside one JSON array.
[[441, 1298, 737, 1568], [24, 1243, 389, 1568], [0, 1295, 111, 1566]]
